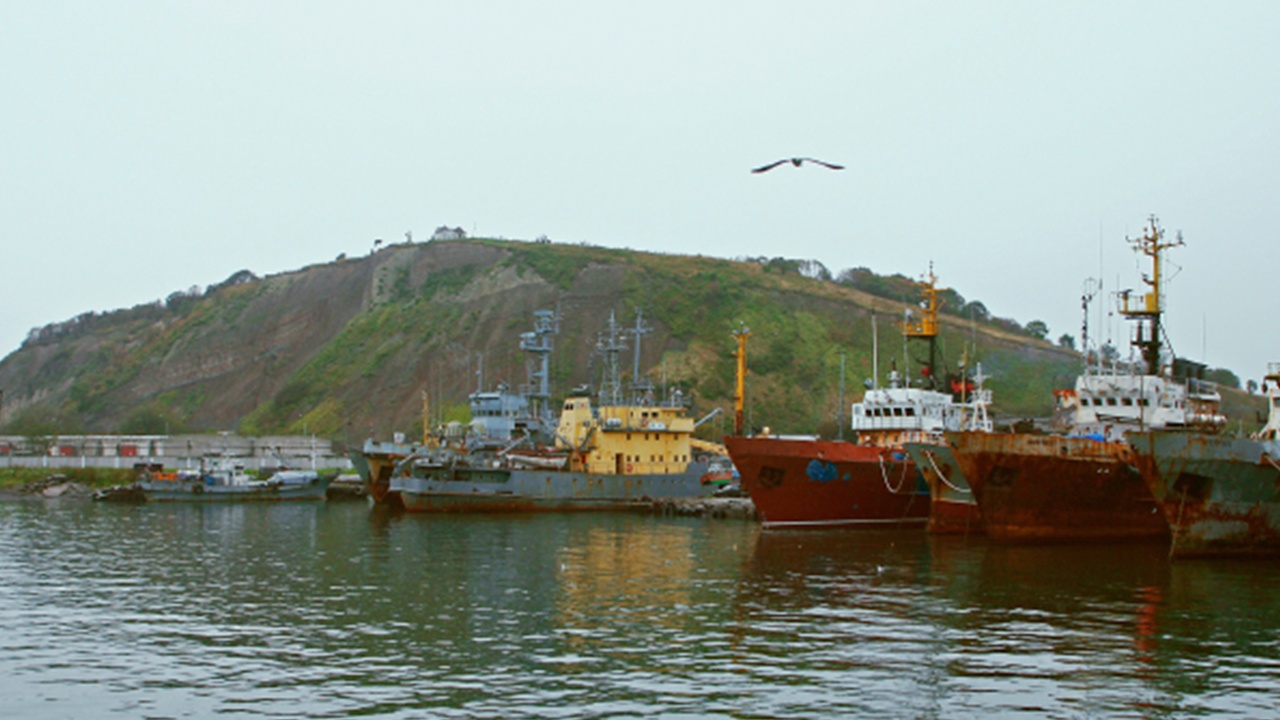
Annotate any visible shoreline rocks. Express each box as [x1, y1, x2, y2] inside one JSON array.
[[649, 497, 758, 520]]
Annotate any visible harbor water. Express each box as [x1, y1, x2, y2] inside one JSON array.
[[2, 499, 1278, 719]]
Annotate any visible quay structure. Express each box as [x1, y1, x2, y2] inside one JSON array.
[[0, 433, 352, 473]]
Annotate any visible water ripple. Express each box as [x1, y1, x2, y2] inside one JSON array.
[[2, 503, 1279, 718]]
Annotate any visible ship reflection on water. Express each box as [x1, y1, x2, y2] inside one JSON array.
[[739, 529, 1278, 718], [1, 503, 1277, 719]]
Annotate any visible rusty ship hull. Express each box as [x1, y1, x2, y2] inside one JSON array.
[[348, 440, 411, 508], [723, 436, 928, 529], [944, 431, 1169, 543], [1129, 431, 1280, 557], [903, 442, 983, 535], [395, 462, 712, 513]]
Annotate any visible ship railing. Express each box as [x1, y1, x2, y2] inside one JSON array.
[[851, 416, 928, 432], [1184, 376, 1221, 400], [967, 388, 994, 405]]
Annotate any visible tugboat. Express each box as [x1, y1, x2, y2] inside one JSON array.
[[1128, 363, 1280, 557], [724, 268, 991, 529], [364, 310, 722, 513], [944, 216, 1225, 543]]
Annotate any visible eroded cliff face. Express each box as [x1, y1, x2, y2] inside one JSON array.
[[0, 241, 534, 433], [0, 238, 1085, 440]]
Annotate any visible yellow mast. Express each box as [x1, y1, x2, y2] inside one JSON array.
[[900, 264, 943, 385], [732, 325, 751, 435], [902, 265, 941, 340], [1120, 215, 1182, 376]]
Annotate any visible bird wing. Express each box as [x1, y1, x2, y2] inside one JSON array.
[[801, 157, 845, 170], [750, 159, 788, 174]]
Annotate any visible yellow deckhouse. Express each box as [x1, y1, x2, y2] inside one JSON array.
[[555, 397, 696, 475]]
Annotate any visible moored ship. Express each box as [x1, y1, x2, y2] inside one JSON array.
[[134, 458, 332, 502], [726, 268, 991, 529], [904, 438, 984, 534], [723, 434, 929, 528], [942, 431, 1164, 542], [1128, 363, 1280, 557], [945, 217, 1225, 543], [373, 310, 721, 513], [902, 361, 993, 534], [397, 393, 715, 512], [350, 309, 562, 507]]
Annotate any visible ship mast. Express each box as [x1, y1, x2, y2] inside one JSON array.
[[1080, 277, 1100, 371], [520, 309, 560, 424], [1120, 216, 1182, 376], [732, 325, 751, 435], [594, 311, 628, 406], [628, 308, 654, 403], [901, 264, 942, 388]]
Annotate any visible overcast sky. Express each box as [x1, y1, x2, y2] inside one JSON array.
[[3, 1, 1278, 383]]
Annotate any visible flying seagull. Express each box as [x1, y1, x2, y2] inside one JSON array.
[[751, 157, 845, 174]]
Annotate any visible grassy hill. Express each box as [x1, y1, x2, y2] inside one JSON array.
[[2, 237, 1248, 447]]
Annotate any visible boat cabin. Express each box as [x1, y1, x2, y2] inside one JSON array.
[[467, 384, 530, 441], [851, 369, 993, 445], [1072, 368, 1225, 437], [555, 397, 696, 475]]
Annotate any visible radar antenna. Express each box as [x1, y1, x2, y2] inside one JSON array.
[[1081, 277, 1100, 369]]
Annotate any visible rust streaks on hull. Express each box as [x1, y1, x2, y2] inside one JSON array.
[[904, 442, 984, 535], [1130, 430, 1280, 557], [395, 466, 710, 514], [946, 431, 1169, 543]]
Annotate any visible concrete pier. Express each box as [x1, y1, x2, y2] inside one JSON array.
[[648, 496, 757, 520]]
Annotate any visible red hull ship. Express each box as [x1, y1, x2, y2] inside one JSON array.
[[724, 436, 928, 528], [723, 267, 991, 530]]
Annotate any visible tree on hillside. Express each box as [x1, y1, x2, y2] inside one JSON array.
[[1025, 320, 1049, 340], [1057, 334, 1076, 350], [797, 259, 831, 281], [1205, 367, 1241, 389], [962, 301, 989, 321]]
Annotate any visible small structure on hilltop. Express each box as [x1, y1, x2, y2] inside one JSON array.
[[431, 226, 467, 241]]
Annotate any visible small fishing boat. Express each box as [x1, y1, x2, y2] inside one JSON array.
[[135, 458, 332, 502]]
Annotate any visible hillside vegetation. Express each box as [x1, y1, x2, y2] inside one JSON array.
[[2, 237, 1242, 447]]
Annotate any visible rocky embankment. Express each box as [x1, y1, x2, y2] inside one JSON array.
[[1, 474, 98, 500], [650, 496, 758, 520]]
